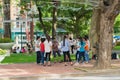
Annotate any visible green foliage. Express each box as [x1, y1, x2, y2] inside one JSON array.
[[116, 42, 120, 46], [19, 0, 92, 37], [0, 38, 13, 43], [114, 14, 120, 34], [58, 3, 92, 37], [35, 21, 52, 34], [0, 49, 7, 55]]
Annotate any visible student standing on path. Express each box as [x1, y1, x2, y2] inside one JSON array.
[[52, 38, 61, 63], [84, 37, 90, 63], [44, 36, 52, 66], [69, 37, 74, 54], [35, 36, 41, 64], [79, 37, 86, 63], [75, 37, 81, 63], [40, 38, 45, 65], [61, 35, 73, 66]]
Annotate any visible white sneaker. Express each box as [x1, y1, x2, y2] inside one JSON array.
[[73, 62, 79, 66]]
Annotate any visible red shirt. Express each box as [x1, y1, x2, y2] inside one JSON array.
[[40, 42, 45, 52]]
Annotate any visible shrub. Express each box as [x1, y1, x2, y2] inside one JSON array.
[[0, 48, 7, 55], [0, 38, 13, 43], [116, 41, 120, 46]]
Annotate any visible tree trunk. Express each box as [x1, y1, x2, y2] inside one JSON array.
[[90, 0, 120, 69], [3, 0, 11, 38], [89, 8, 101, 61], [37, 4, 47, 36], [30, 18, 34, 50], [52, 0, 59, 40], [52, 3, 57, 40], [96, 13, 113, 69]]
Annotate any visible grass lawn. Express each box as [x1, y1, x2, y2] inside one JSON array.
[[1, 53, 36, 64], [113, 46, 120, 50], [1, 53, 76, 64]]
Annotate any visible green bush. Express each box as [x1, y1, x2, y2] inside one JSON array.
[[116, 42, 120, 46], [0, 48, 7, 55], [0, 38, 13, 43]]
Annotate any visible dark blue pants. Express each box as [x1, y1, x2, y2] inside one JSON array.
[[40, 52, 44, 64], [36, 51, 41, 64], [79, 51, 85, 62], [76, 51, 80, 62]]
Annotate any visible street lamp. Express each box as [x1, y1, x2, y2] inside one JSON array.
[[17, 16, 23, 49], [17, 15, 23, 49], [20, 21, 22, 49]]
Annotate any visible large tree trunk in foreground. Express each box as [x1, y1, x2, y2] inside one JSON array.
[[90, 0, 120, 69], [3, 0, 11, 38], [96, 12, 114, 68], [89, 8, 100, 58]]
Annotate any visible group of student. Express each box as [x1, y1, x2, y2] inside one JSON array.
[[35, 36, 52, 66], [35, 34, 90, 66], [75, 36, 90, 64], [12, 46, 26, 54]]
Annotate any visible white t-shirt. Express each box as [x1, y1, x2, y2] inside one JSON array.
[[35, 40, 40, 52], [61, 39, 70, 52], [87, 40, 90, 49], [16, 48, 20, 53], [69, 39, 74, 46], [77, 42, 81, 51], [44, 40, 52, 53]]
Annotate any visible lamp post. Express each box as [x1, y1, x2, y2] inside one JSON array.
[[17, 15, 23, 49], [20, 21, 22, 49]]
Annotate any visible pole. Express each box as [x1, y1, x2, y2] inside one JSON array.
[[30, 17, 34, 49], [21, 22, 22, 49]]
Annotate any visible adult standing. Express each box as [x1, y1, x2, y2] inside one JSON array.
[[79, 37, 86, 63], [40, 38, 45, 65], [44, 36, 52, 66], [69, 37, 74, 54], [75, 37, 81, 63], [61, 35, 73, 66], [84, 37, 90, 63], [52, 38, 61, 63], [35, 36, 41, 64]]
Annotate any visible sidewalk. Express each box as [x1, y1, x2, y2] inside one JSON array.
[[0, 62, 93, 77], [0, 60, 119, 79]]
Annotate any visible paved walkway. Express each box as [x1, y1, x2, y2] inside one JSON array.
[[0, 62, 93, 77], [0, 60, 120, 80]]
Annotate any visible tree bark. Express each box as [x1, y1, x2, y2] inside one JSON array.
[[3, 0, 11, 38], [89, 8, 101, 61], [37, 7, 47, 36], [52, 0, 58, 39], [90, 0, 120, 69], [35, 0, 48, 37], [96, 13, 113, 68]]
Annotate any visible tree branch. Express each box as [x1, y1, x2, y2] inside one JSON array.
[[35, 0, 47, 35], [105, 0, 120, 19]]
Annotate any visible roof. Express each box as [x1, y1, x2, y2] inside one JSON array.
[[56, 28, 67, 33]]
